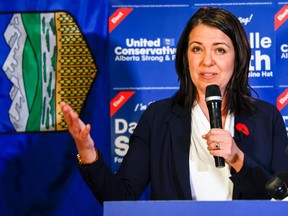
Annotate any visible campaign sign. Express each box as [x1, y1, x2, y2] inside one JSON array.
[[275, 4, 288, 131], [231, 5, 278, 105], [109, 6, 192, 171]]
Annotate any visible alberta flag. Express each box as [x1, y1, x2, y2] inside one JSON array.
[[0, 1, 109, 215], [2, 12, 97, 132]]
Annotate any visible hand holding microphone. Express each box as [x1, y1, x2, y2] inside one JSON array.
[[205, 84, 225, 168]]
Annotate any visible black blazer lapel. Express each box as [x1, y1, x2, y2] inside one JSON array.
[[168, 103, 192, 199]]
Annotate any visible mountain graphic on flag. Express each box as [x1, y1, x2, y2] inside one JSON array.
[[1, 12, 97, 133]]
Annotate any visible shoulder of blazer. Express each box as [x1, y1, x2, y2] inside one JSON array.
[[149, 97, 190, 117], [236, 98, 277, 120]]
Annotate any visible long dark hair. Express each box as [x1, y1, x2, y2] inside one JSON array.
[[175, 7, 256, 115]]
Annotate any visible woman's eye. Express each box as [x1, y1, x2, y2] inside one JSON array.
[[216, 48, 226, 54], [192, 47, 202, 53]]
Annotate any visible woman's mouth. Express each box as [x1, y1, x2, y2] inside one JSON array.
[[201, 72, 217, 79]]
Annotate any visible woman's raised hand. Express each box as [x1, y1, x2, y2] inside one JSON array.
[[60, 101, 97, 163]]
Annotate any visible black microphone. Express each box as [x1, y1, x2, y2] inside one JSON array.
[[285, 145, 288, 156], [205, 84, 225, 168], [265, 171, 288, 200]]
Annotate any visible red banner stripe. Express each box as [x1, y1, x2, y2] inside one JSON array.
[[109, 8, 133, 33], [276, 88, 288, 111], [275, 5, 288, 30], [110, 91, 135, 117]]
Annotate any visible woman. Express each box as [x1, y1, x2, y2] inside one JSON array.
[[60, 7, 288, 202]]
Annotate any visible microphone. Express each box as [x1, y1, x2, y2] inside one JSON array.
[[265, 171, 288, 200], [205, 84, 225, 168]]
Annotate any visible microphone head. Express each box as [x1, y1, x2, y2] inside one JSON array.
[[265, 171, 288, 200], [205, 84, 222, 102]]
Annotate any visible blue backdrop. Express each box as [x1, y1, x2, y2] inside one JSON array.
[[0, 0, 109, 215]]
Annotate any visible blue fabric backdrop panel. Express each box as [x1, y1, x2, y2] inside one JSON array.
[[0, 0, 109, 215]]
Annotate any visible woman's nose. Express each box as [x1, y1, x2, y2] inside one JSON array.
[[202, 52, 215, 66]]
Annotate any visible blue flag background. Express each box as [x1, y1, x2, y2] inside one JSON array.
[[0, 0, 109, 215]]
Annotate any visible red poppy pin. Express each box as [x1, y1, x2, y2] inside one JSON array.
[[235, 123, 249, 136]]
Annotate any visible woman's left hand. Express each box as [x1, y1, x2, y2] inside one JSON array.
[[202, 128, 244, 172]]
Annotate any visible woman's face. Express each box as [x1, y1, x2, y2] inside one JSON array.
[[187, 24, 235, 97]]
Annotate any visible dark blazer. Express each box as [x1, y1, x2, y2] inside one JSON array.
[[79, 97, 288, 203]]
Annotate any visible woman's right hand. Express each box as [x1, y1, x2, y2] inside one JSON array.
[[60, 101, 97, 163]]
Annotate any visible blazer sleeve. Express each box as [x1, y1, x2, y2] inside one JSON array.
[[230, 101, 288, 199], [77, 104, 154, 204]]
